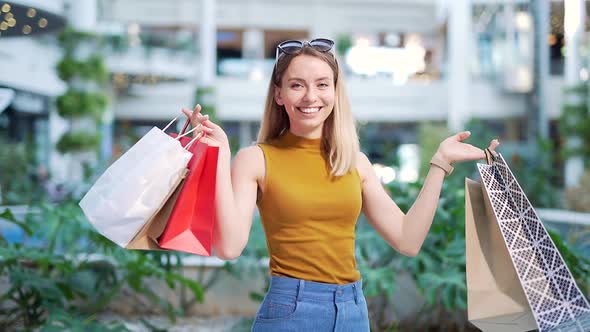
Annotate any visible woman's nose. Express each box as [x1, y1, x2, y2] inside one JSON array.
[[302, 88, 317, 102]]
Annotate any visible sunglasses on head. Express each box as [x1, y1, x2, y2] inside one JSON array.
[[275, 38, 335, 62]]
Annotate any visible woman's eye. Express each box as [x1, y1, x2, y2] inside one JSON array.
[[318, 83, 329, 88], [290, 83, 303, 88]]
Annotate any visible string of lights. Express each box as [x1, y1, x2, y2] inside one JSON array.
[[0, 1, 65, 37]]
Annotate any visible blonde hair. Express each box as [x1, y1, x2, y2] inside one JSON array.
[[257, 46, 359, 177]]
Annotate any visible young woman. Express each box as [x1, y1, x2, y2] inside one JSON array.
[[182, 38, 499, 332]]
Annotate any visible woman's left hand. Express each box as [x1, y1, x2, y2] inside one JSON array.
[[435, 131, 500, 164]]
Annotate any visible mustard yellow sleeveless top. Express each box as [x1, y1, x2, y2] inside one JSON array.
[[257, 131, 362, 284]]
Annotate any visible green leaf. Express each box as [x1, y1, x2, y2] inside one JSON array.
[[56, 131, 101, 154], [442, 284, 455, 310], [0, 208, 33, 236], [249, 291, 265, 302], [167, 272, 204, 303]]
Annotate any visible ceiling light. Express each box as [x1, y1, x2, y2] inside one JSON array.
[[27, 8, 36, 18], [1, 4, 10, 13], [22, 25, 32, 34], [38, 18, 47, 28]]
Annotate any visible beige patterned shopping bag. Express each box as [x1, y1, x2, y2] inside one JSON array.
[[466, 153, 590, 332]]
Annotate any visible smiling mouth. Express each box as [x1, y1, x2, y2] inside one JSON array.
[[296, 106, 322, 114]]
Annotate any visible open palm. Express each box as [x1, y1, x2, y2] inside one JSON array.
[[436, 131, 500, 164]]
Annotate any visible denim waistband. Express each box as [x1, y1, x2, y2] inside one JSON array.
[[268, 276, 363, 304]]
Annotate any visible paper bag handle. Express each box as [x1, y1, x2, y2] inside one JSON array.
[[162, 116, 202, 140], [162, 116, 179, 132], [179, 118, 191, 135], [484, 148, 497, 165], [184, 131, 204, 150]]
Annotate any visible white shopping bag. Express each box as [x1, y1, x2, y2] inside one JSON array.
[[79, 118, 200, 247]]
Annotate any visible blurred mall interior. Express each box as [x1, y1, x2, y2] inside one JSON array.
[[0, 0, 586, 186]]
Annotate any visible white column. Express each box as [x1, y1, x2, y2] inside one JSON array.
[[242, 29, 264, 59], [66, 0, 97, 32], [447, 0, 471, 132], [200, 0, 217, 86], [242, 28, 266, 81], [57, 0, 100, 183], [100, 87, 116, 165], [564, 0, 585, 84], [48, 103, 69, 183], [564, 0, 586, 188], [195, 0, 218, 124], [533, 0, 550, 140]]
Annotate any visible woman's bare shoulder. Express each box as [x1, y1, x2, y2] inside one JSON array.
[[355, 150, 373, 183], [232, 144, 266, 177]]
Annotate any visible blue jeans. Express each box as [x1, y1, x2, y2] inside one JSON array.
[[251, 276, 370, 332]]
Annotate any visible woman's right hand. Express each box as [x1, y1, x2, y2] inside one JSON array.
[[182, 104, 230, 150]]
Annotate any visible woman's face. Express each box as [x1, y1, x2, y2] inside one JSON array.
[[275, 54, 335, 138]]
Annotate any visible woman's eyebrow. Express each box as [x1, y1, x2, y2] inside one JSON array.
[[287, 77, 330, 82]]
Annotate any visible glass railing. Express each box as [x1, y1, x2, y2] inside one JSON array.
[[105, 46, 196, 63], [218, 58, 274, 80], [217, 57, 441, 83]]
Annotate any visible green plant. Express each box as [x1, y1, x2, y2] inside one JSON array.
[[565, 169, 590, 212], [106, 34, 128, 53], [560, 83, 590, 164], [57, 56, 108, 83], [459, 119, 560, 208], [372, 180, 469, 330], [509, 138, 561, 208], [195, 86, 218, 124], [357, 122, 400, 165], [56, 132, 101, 154], [41, 309, 127, 332], [548, 227, 590, 295], [336, 34, 353, 57], [224, 215, 270, 303], [56, 89, 108, 120], [0, 138, 46, 204], [58, 27, 96, 53], [418, 122, 449, 177], [56, 26, 109, 155], [0, 201, 204, 331]]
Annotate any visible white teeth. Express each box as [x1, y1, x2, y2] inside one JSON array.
[[298, 107, 321, 113]]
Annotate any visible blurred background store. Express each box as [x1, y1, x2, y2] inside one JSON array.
[[1, 1, 590, 331], [1, 0, 585, 186]]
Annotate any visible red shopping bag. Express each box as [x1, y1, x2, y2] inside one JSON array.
[[158, 121, 218, 255]]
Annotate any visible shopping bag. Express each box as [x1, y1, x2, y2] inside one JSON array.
[[126, 122, 203, 250], [465, 178, 537, 332], [467, 152, 590, 332], [79, 117, 199, 248], [158, 120, 219, 256], [126, 172, 186, 250]]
